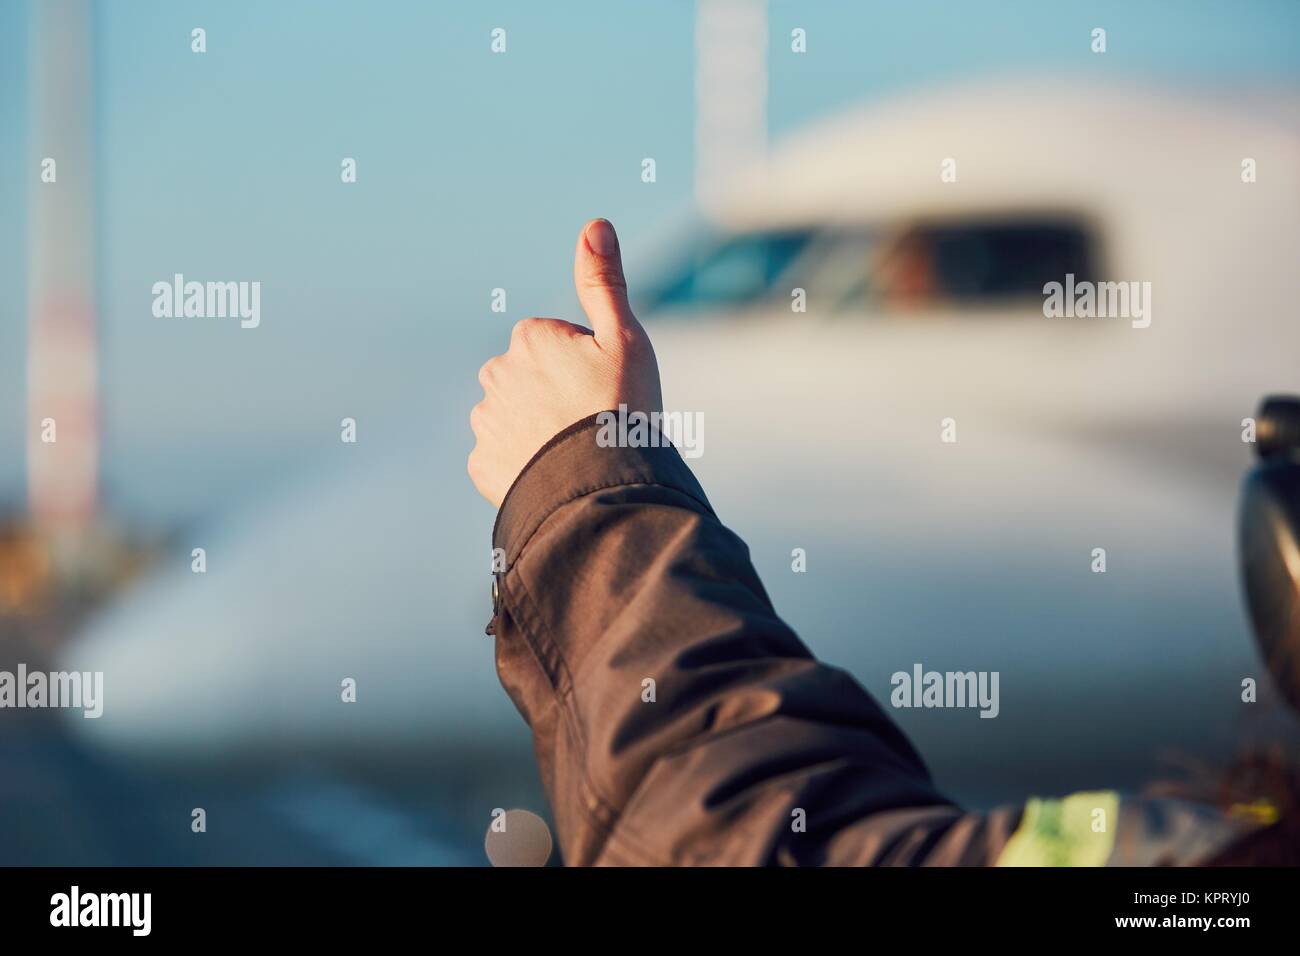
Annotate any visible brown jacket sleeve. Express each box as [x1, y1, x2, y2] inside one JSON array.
[[488, 413, 1019, 865]]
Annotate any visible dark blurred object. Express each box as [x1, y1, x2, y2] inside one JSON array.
[[1201, 745, 1300, 865], [1239, 395, 1300, 713]]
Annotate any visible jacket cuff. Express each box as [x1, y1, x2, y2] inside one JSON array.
[[491, 411, 715, 567]]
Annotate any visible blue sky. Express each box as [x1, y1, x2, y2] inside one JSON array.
[[1, 0, 1298, 523]]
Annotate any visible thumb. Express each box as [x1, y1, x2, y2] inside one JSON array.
[[574, 218, 642, 346]]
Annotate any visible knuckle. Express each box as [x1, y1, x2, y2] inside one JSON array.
[[511, 316, 546, 345]]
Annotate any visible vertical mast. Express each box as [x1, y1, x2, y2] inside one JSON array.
[[27, 0, 99, 539], [694, 0, 768, 221]]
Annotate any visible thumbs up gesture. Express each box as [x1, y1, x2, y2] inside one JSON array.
[[469, 219, 663, 507]]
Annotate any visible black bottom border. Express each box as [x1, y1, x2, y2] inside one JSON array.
[[0, 865, 1288, 941]]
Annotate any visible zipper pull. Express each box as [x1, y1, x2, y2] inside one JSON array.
[[485, 572, 502, 636]]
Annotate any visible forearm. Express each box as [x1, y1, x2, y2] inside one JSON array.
[[489, 414, 971, 865]]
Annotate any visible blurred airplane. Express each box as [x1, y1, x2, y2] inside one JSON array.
[[61, 79, 1300, 817]]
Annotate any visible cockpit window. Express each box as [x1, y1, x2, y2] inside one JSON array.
[[640, 230, 814, 310], [640, 216, 1099, 316], [866, 219, 1098, 308]]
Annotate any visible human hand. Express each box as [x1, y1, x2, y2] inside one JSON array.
[[468, 218, 662, 507]]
